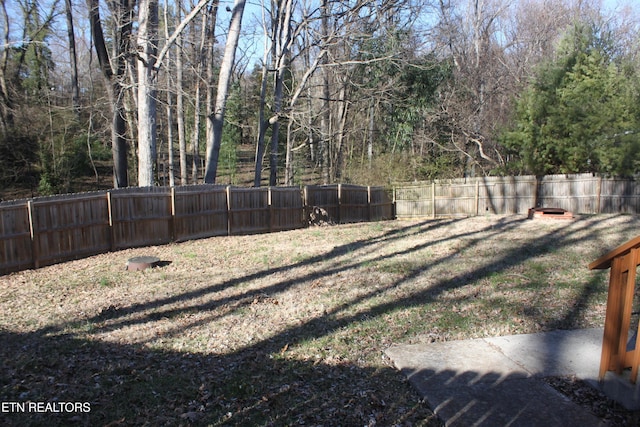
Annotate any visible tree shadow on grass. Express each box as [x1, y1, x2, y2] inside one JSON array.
[[0, 328, 441, 426], [2, 214, 638, 425]]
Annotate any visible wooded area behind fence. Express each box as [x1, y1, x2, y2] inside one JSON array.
[[394, 174, 640, 218], [0, 184, 393, 274]]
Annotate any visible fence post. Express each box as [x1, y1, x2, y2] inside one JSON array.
[[27, 200, 38, 269], [431, 182, 436, 218], [367, 186, 372, 221], [226, 186, 232, 236], [337, 183, 342, 224], [303, 186, 309, 221], [268, 187, 274, 232], [106, 191, 115, 251], [596, 176, 602, 214], [170, 187, 176, 241], [475, 181, 480, 216]]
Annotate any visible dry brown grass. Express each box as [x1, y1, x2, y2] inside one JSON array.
[[1, 214, 638, 426]]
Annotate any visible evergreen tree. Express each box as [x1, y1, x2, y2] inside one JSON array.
[[502, 23, 640, 176]]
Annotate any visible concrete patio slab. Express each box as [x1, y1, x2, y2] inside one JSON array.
[[385, 328, 637, 426]]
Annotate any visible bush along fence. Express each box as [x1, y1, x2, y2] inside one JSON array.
[[0, 184, 394, 275], [393, 174, 640, 218]]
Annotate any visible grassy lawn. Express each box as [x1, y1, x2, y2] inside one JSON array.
[[1, 214, 637, 426]]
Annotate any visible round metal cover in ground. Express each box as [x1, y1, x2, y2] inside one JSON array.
[[126, 256, 160, 271], [527, 207, 574, 220]]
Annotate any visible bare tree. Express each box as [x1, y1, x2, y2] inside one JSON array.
[[175, 1, 188, 185], [191, 5, 209, 183], [88, 0, 133, 187], [137, 0, 159, 187], [204, 0, 219, 182], [268, 0, 294, 186], [0, 0, 13, 134], [163, 0, 175, 187], [319, 0, 330, 184], [64, 0, 80, 116], [204, 0, 246, 183], [253, 0, 270, 187]]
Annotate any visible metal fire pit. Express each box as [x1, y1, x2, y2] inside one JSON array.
[[126, 256, 160, 271], [527, 207, 574, 220]]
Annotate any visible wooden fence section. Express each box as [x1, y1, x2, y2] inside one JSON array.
[[370, 186, 395, 221], [536, 175, 599, 214], [0, 200, 32, 272], [599, 178, 640, 213], [394, 174, 640, 218], [304, 184, 394, 223], [228, 187, 270, 235], [0, 184, 392, 275], [30, 192, 111, 268], [109, 187, 173, 250], [305, 185, 341, 222], [270, 187, 306, 232], [339, 185, 369, 223], [173, 185, 228, 242]]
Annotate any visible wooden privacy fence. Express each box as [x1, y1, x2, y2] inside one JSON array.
[[304, 184, 393, 223], [0, 184, 393, 274], [394, 174, 640, 218]]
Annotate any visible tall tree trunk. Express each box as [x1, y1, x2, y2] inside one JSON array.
[[88, 0, 131, 188], [64, 0, 80, 116], [320, 0, 330, 184], [0, 1, 13, 134], [254, 1, 273, 187], [137, 0, 159, 187], [367, 100, 375, 168], [191, 7, 209, 183], [176, 3, 188, 185], [305, 45, 314, 165], [284, 120, 294, 185], [204, 0, 246, 184], [268, 0, 293, 186], [166, 88, 175, 187], [284, 48, 324, 185], [253, 50, 269, 187], [333, 79, 348, 181], [163, 0, 175, 187], [204, 1, 219, 181]]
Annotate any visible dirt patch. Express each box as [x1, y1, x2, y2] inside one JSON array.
[[1, 214, 639, 425]]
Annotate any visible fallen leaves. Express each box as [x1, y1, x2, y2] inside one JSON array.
[[1, 215, 638, 425]]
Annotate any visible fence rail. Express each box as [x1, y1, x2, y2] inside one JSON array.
[[394, 174, 640, 218], [0, 184, 393, 275]]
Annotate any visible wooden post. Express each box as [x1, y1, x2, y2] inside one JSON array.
[[596, 176, 602, 214], [303, 185, 309, 223], [226, 186, 232, 236], [475, 180, 480, 216], [590, 237, 640, 383], [599, 257, 623, 379], [337, 184, 342, 224], [106, 191, 114, 251], [431, 182, 436, 218], [392, 186, 396, 219], [367, 186, 372, 222], [27, 200, 38, 269], [170, 187, 176, 241], [268, 187, 274, 232]]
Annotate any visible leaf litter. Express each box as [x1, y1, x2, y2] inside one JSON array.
[[1, 214, 640, 425]]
